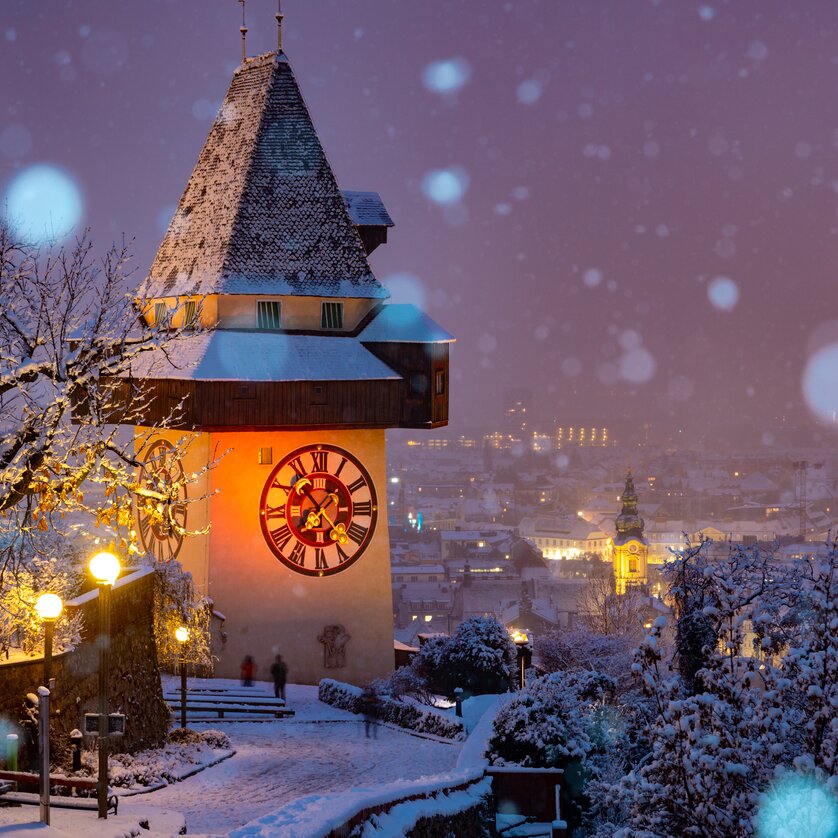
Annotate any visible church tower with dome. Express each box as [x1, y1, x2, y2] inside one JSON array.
[[613, 470, 649, 594]]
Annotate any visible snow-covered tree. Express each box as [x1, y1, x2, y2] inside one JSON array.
[[0, 229, 209, 578], [413, 616, 517, 698], [152, 557, 213, 671], [0, 529, 83, 658]]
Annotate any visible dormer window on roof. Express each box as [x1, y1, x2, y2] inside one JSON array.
[[183, 300, 198, 329], [257, 300, 282, 330], [154, 302, 168, 328], [321, 301, 344, 330]]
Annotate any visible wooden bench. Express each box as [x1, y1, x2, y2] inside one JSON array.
[[163, 691, 295, 721], [0, 770, 118, 815]]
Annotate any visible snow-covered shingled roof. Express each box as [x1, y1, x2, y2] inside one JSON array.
[[126, 330, 401, 382], [358, 304, 454, 343], [143, 52, 388, 301], [342, 191, 394, 227]]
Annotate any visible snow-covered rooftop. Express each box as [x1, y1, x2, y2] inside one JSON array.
[[126, 330, 401, 382], [342, 190, 394, 227], [144, 53, 388, 301], [359, 304, 455, 344]]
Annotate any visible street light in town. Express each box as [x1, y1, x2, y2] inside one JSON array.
[[89, 550, 120, 820], [175, 625, 189, 730], [34, 593, 63, 688], [511, 630, 531, 689]]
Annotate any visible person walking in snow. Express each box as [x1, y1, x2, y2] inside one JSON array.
[[360, 685, 380, 739], [270, 653, 288, 700]]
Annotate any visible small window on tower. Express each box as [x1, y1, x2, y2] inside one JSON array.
[[257, 300, 282, 330], [154, 302, 169, 328], [182, 300, 198, 329], [435, 369, 446, 396], [258, 447, 273, 465], [321, 301, 344, 330], [628, 557, 638, 574]]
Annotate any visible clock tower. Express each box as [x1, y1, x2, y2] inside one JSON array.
[[114, 32, 452, 685], [612, 470, 648, 595]]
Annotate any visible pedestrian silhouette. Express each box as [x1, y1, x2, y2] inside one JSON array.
[[241, 655, 256, 687], [360, 685, 380, 739], [270, 654, 288, 700]]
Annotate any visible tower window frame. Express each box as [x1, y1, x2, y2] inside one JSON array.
[[257, 300, 282, 330], [321, 301, 344, 330], [154, 302, 169, 328], [182, 299, 198, 329]]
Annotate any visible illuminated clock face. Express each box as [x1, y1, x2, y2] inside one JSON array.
[[259, 444, 378, 577], [136, 439, 188, 561], [628, 542, 639, 554]]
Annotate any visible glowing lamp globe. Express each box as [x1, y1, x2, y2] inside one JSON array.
[[89, 551, 121, 586], [175, 626, 189, 643], [34, 593, 63, 622], [511, 630, 528, 645]]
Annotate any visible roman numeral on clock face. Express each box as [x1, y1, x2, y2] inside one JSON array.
[[311, 450, 329, 472], [270, 525, 293, 551], [346, 476, 366, 494], [314, 548, 328, 570], [353, 500, 372, 517], [289, 456, 307, 478], [346, 521, 368, 545], [265, 505, 286, 520], [288, 541, 306, 566]]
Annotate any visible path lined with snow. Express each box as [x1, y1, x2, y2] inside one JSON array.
[[147, 682, 462, 835]]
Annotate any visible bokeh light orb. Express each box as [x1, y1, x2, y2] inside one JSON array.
[[707, 276, 739, 311], [517, 79, 543, 105], [422, 58, 471, 95], [802, 342, 838, 424], [383, 272, 426, 309], [583, 268, 603, 288], [619, 348, 656, 384], [3, 164, 83, 245], [756, 773, 838, 838], [422, 167, 469, 205]]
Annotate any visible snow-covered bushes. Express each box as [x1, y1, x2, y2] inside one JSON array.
[[487, 669, 615, 768], [590, 539, 838, 838], [414, 616, 517, 699], [318, 678, 465, 740], [77, 728, 232, 788]]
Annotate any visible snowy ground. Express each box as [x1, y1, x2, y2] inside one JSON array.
[[0, 679, 469, 836]]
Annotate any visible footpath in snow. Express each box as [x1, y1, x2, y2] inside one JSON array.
[[0, 680, 503, 837]]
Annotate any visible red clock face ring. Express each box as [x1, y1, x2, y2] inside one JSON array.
[[259, 444, 378, 577], [136, 438, 188, 561]]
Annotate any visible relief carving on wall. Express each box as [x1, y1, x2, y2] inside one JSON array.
[[318, 624, 350, 669]]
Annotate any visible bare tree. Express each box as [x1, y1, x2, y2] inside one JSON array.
[[0, 227, 210, 582], [576, 573, 648, 639]]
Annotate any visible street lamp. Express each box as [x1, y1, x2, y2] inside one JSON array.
[[34, 593, 63, 688], [89, 550, 120, 820], [175, 625, 189, 730], [511, 630, 531, 689]]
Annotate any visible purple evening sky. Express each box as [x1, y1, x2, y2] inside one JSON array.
[[2, 0, 838, 442]]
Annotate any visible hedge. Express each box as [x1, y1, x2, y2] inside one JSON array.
[[319, 679, 465, 741]]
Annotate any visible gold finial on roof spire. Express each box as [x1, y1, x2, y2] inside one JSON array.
[[239, 0, 248, 63], [276, 0, 284, 53]]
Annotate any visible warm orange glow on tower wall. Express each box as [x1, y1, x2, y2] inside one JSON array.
[[138, 427, 393, 686]]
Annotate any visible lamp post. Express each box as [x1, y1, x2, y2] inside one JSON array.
[[89, 550, 120, 820], [34, 593, 63, 689], [175, 625, 189, 730], [511, 630, 531, 689]]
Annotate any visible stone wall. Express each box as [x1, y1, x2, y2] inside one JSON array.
[[0, 569, 169, 765]]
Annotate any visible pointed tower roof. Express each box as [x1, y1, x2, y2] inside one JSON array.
[[144, 52, 388, 300], [615, 469, 646, 544]]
